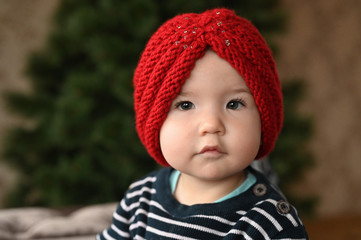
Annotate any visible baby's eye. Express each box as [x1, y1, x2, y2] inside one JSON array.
[[226, 99, 245, 110], [175, 101, 195, 111]]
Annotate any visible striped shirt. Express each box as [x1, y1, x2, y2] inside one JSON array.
[[97, 167, 308, 239]]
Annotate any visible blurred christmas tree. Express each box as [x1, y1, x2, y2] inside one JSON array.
[[1, 0, 314, 214], [271, 80, 316, 217]]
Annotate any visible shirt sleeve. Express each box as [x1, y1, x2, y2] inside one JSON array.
[[96, 198, 132, 240]]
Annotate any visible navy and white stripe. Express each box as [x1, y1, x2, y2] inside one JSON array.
[[97, 167, 308, 239]]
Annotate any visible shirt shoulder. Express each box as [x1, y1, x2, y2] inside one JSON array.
[[242, 168, 309, 239], [123, 167, 171, 204]]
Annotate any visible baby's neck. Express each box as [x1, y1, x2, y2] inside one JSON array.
[[173, 171, 247, 205]]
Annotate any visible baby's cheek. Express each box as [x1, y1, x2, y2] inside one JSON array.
[[159, 122, 177, 160], [160, 119, 190, 165]]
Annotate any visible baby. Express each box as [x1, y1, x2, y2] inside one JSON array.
[[97, 8, 308, 240]]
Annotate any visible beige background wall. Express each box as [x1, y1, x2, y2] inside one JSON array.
[[0, 0, 360, 218], [276, 0, 361, 217]]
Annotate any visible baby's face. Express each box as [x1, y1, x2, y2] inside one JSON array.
[[159, 50, 261, 181]]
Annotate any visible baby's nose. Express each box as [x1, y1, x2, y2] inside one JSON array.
[[198, 111, 226, 136]]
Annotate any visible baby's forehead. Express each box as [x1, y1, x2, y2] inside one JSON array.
[[179, 50, 250, 86], [172, 50, 252, 101]]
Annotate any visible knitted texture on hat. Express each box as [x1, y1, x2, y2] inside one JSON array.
[[133, 8, 283, 166]]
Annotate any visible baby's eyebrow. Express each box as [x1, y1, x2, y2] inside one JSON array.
[[231, 87, 252, 94], [176, 91, 195, 97]]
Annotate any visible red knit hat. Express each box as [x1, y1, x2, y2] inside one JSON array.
[[133, 8, 283, 166]]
